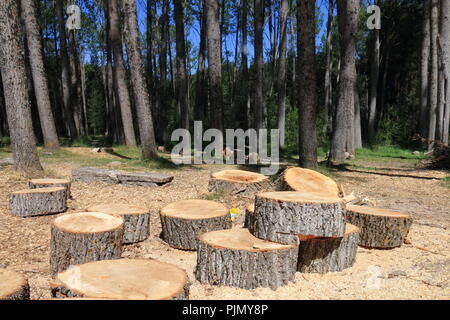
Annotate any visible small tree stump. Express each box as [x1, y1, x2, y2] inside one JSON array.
[[9, 187, 67, 217], [72, 167, 119, 183], [250, 191, 346, 244], [297, 223, 360, 273], [160, 200, 231, 250], [208, 169, 272, 197], [29, 178, 72, 199], [275, 167, 342, 197], [87, 204, 150, 244], [345, 205, 413, 248], [50, 259, 190, 300], [196, 228, 298, 290], [0, 269, 30, 300], [50, 212, 124, 275]]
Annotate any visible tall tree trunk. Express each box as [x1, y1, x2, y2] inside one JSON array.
[[354, 82, 362, 148], [368, 0, 380, 141], [254, 0, 264, 131], [68, 29, 84, 136], [420, 0, 431, 139], [277, 0, 288, 148], [329, 0, 358, 164], [206, 0, 224, 132], [122, 0, 158, 158], [289, 2, 295, 84], [441, 0, 450, 145], [108, 0, 137, 147], [0, 0, 42, 172], [428, 0, 439, 150], [174, 0, 189, 130], [241, 0, 250, 128], [195, 0, 208, 122], [146, 0, 154, 95], [323, 0, 334, 137], [157, 0, 169, 144], [55, 0, 78, 140], [20, 0, 60, 150], [297, 0, 318, 169]]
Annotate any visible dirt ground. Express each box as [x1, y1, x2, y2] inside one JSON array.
[[0, 149, 449, 300]]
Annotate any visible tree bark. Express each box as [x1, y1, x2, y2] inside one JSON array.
[[20, 0, 60, 150], [323, 0, 334, 137], [108, 0, 137, 147], [297, 0, 318, 168], [420, 0, 431, 139], [354, 82, 362, 148], [368, 4, 380, 141], [68, 29, 85, 136], [0, 269, 30, 300], [277, 0, 288, 148], [428, 0, 439, 150], [241, 0, 250, 128], [440, 0, 450, 145], [122, 0, 158, 159], [254, 0, 264, 131], [157, 0, 169, 144], [9, 187, 67, 217], [0, 0, 43, 173], [194, 0, 208, 121], [208, 169, 272, 197], [29, 178, 71, 199]]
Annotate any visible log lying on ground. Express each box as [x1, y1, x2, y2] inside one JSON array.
[[9, 187, 67, 217], [50, 259, 190, 300], [87, 204, 149, 244], [72, 167, 119, 184], [250, 192, 346, 245], [0, 157, 14, 167], [117, 171, 173, 187], [275, 167, 342, 197], [208, 169, 272, 197], [196, 228, 298, 290], [297, 223, 359, 273], [160, 199, 231, 250], [50, 212, 124, 275], [345, 205, 413, 248], [0, 269, 30, 300], [29, 178, 72, 199]]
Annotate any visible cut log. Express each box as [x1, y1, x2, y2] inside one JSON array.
[[72, 167, 119, 183], [275, 167, 342, 197], [50, 259, 190, 300], [9, 187, 67, 217], [87, 204, 150, 244], [0, 269, 30, 300], [0, 157, 14, 167], [160, 200, 231, 250], [196, 228, 298, 290], [250, 191, 346, 245], [345, 205, 413, 248], [297, 223, 360, 273], [208, 169, 272, 197], [29, 178, 71, 199], [117, 171, 174, 186], [50, 212, 124, 275]]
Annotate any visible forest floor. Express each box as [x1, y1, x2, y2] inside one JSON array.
[[0, 146, 449, 300]]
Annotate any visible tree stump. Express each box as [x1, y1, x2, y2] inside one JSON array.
[[250, 191, 346, 244], [0, 269, 30, 300], [50, 212, 124, 275], [208, 169, 272, 197], [87, 204, 150, 244], [196, 228, 298, 290], [29, 178, 71, 199], [9, 187, 67, 217], [72, 167, 119, 184], [50, 259, 190, 300], [297, 223, 360, 273], [275, 167, 342, 197], [160, 199, 231, 250], [345, 205, 413, 248]]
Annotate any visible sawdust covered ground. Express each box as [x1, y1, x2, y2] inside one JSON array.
[[0, 148, 448, 300]]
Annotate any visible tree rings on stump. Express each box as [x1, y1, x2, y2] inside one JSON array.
[[50, 259, 190, 300], [208, 169, 271, 197], [87, 204, 150, 244], [251, 192, 346, 244], [196, 228, 298, 290], [29, 178, 71, 199], [297, 223, 360, 273], [0, 269, 30, 300], [160, 200, 231, 250], [9, 187, 67, 217], [345, 205, 413, 248], [50, 212, 124, 275], [275, 167, 342, 197]]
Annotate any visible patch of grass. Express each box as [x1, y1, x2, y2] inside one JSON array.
[[444, 176, 450, 188], [200, 192, 225, 201], [354, 146, 426, 161]]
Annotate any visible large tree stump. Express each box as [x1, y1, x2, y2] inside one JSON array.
[[117, 171, 174, 187], [50, 259, 190, 300], [250, 191, 346, 245], [50, 212, 124, 275], [29, 178, 71, 199], [72, 167, 119, 183], [0, 269, 30, 300], [160, 199, 231, 250], [196, 228, 298, 290], [208, 169, 272, 197], [275, 167, 342, 197], [87, 204, 150, 244], [297, 223, 360, 273], [9, 187, 67, 217], [345, 205, 413, 248]]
